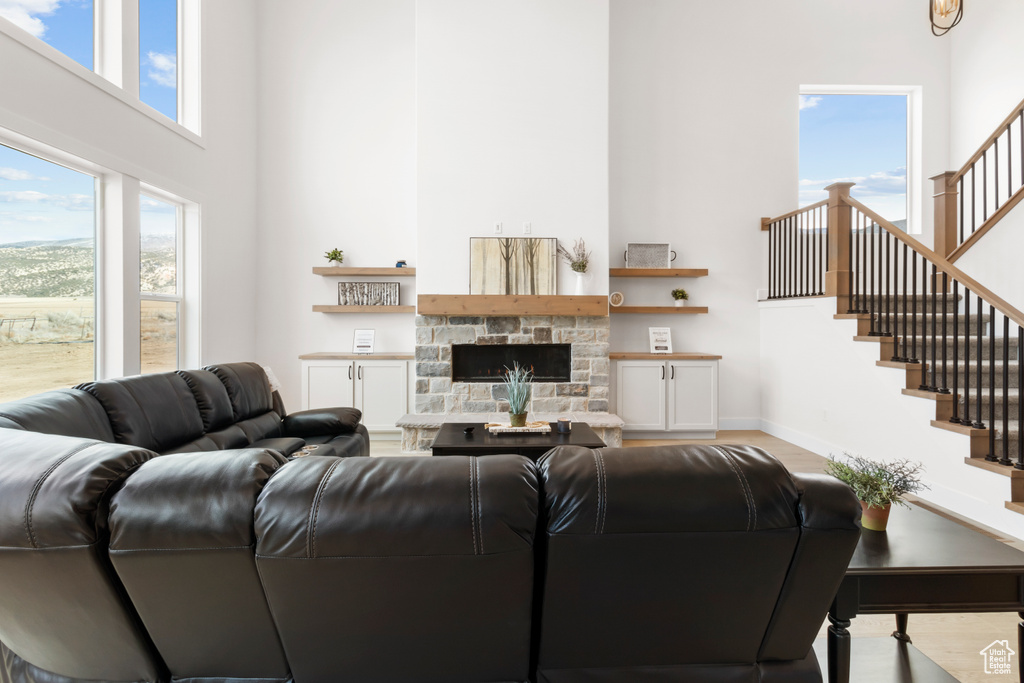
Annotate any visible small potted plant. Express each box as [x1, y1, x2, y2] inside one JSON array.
[[502, 362, 533, 428], [324, 248, 344, 266], [558, 238, 593, 295], [671, 288, 689, 307], [825, 454, 927, 531]]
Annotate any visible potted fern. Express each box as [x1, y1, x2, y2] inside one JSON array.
[[324, 248, 344, 266], [502, 362, 533, 428], [671, 288, 689, 307], [825, 454, 927, 531]]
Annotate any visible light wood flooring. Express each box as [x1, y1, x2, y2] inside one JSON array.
[[374, 430, 1022, 682]]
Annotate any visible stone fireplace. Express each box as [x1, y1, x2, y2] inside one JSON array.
[[399, 313, 622, 451]]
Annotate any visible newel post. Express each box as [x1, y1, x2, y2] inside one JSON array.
[[932, 171, 959, 259], [825, 182, 854, 314]]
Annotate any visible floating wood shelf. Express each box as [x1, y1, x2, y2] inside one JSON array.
[[313, 267, 416, 276], [609, 268, 709, 278], [417, 295, 608, 317], [313, 305, 416, 314], [610, 352, 722, 360], [611, 306, 708, 314]]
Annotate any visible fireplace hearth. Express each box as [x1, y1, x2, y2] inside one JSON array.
[[451, 344, 571, 383]]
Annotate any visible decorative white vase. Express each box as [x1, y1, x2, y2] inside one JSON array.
[[575, 271, 586, 296], [674, 299, 686, 307]]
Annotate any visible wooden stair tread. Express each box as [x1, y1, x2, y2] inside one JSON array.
[[902, 388, 955, 401], [834, 313, 871, 320], [931, 420, 989, 437], [964, 458, 1024, 478], [1005, 501, 1024, 514], [876, 360, 925, 370], [853, 335, 895, 342]]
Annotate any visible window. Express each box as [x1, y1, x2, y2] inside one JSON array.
[[0, 0, 94, 70], [140, 192, 180, 373], [0, 142, 96, 401], [139, 0, 178, 122], [800, 87, 920, 231]]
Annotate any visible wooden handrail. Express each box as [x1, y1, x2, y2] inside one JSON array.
[[761, 199, 829, 229], [843, 196, 1024, 329], [951, 95, 1024, 185]]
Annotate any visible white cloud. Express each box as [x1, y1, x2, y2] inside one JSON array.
[[800, 167, 907, 197], [0, 0, 61, 38], [799, 95, 823, 111], [146, 51, 177, 88], [0, 167, 47, 181], [140, 196, 175, 212], [0, 190, 49, 202], [0, 190, 93, 210]]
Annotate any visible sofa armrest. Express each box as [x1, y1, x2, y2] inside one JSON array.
[[283, 407, 362, 437]]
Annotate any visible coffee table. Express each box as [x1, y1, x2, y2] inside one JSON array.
[[828, 504, 1024, 682], [430, 421, 606, 459]]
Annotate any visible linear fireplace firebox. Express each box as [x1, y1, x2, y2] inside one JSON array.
[[451, 344, 572, 383]]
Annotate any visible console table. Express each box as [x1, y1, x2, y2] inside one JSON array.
[[828, 504, 1024, 682]]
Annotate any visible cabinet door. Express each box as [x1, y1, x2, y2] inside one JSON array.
[[667, 360, 718, 432], [303, 361, 355, 410], [615, 361, 667, 431], [354, 360, 409, 432]]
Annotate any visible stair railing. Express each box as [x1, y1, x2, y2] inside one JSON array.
[[760, 199, 828, 299], [764, 183, 1024, 469], [935, 95, 1024, 262]]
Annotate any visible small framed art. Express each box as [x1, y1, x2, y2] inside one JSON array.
[[649, 327, 673, 354], [353, 329, 375, 354]]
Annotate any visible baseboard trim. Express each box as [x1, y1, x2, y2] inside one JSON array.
[[758, 419, 843, 458]]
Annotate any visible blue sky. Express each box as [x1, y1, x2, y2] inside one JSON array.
[[0, 0, 177, 121], [800, 94, 908, 222]]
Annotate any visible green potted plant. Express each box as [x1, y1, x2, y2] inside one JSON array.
[[502, 362, 533, 428], [671, 288, 689, 307], [324, 248, 344, 266], [825, 454, 927, 531]]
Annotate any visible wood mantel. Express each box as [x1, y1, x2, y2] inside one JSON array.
[[417, 295, 608, 317]]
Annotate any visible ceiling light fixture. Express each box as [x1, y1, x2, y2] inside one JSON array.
[[930, 0, 963, 36]]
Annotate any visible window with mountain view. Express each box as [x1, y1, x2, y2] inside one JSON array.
[[800, 93, 909, 230], [140, 193, 179, 373], [0, 142, 96, 401], [0, 0, 94, 71]]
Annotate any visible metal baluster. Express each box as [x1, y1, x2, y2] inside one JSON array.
[[1008, 124, 1014, 200], [929, 264, 938, 392], [939, 272, 950, 393], [959, 176, 965, 245], [987, 304, 997, 461], [972, 163, 977, 235], [1001, 314, 1011, 466], [884, 231, 891, 336], [910, 253, 919, 363], [847, 212, 854, 311], [975, 293, 987, 429], [964, 288, 973, 423], [919, 256, 929, 389], [803, 211, 809, 296], [984, 150, 989, 223], [789, 216, 795, 298], [768, 222, 774, 299], [995, 137, 1001, 209], [798, 212, 804, 296], [897, 242, 908, 362], [1017, 324, 1023, 470], [869, 218, 877, 334], [951, 280, 961, 423]]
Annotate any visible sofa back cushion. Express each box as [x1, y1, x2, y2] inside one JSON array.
[[109, 448, 290, 681], [535, 444, 810, 680], [176, 369, 235, 432], [0, 428, 162, 682], [255, 455, 538, 683], [205, 362, 274, 421], [76, 373, 204, 453], [0, 389, 114, 442]]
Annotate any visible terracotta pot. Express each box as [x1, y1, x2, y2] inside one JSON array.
[[510, 413, 528, 428], [860, 501, 892, 531]]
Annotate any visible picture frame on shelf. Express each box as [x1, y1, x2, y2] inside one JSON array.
[[353, 329, 375, 355], [649, 327, 673, 354]]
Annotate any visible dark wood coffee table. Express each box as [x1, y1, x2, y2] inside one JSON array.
[[828, 504, 1024, 682], [430, 421, 606, 459]]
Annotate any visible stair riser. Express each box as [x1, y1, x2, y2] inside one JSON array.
[[870, 314, 991, 335], [956, 396, 1020, 421], [940, 366, 1020, 388], [854, 301, 959, 316], [894, 339, 1021, 362]]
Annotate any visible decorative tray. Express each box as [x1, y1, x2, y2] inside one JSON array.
[[485, 421, 552, 434]]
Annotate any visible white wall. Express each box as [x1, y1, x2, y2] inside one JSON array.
[[416, 0, 610, 296], [947, 0, 1024, 314], [0, 1, 260, 366], [761, 297, 1024, 540], [254, 0, 418, 410], [609, 0, 950, 426]]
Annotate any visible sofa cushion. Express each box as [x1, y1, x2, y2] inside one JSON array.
[[283, 407, 361, 437], [205, 362, 274, 422], [0, 389, 114, 442], [176, 369, 235, 432], [76, 373, 205, 453]]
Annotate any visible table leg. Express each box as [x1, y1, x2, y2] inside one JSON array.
[[828, 611, 852, 683], [891, 612, 912, 643]]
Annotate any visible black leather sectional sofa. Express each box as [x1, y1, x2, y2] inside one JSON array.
[[0, 363, 862, 683]]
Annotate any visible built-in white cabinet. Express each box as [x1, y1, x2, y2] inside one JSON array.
[[301, 358, 409, 432], [615, 359, 718, 435]]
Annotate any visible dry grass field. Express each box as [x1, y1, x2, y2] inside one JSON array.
[[0, 297, 175, 402]]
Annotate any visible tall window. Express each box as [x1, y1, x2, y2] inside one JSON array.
[[139, 0, 178, 122], [800, 92, 911, 230], [0, 0, 94, 70], [139, 192, 179, 373], [0, 142, 96, 401]]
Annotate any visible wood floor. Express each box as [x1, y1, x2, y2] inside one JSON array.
[[376, 430, 1022, 682]]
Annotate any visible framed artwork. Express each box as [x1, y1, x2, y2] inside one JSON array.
[[470, 237, 557, 295], [338, 282, 399, 306], [353, 329, 375, 354], [649, 327, 673, 354]]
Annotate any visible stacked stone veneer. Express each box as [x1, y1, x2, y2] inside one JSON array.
[[414, 315, 611, 414]]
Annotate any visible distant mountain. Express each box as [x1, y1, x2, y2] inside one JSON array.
[[0, 238, 174, 297], [891, 219, 908, 231]]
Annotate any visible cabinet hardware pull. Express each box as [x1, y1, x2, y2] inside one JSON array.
[[358, 366, 363, 380], [671, 366, 675, 380], [661, 366, 665, 380], [348, 366, 353, 380]]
